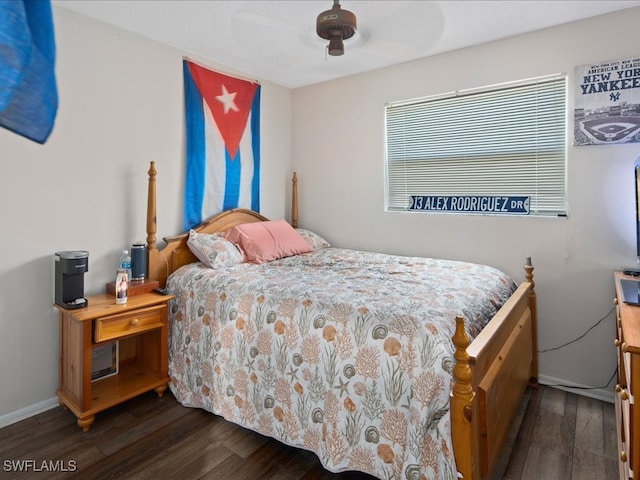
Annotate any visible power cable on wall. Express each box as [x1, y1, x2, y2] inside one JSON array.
[[537, 305, 616, 391], [538, 305, 614, 353]]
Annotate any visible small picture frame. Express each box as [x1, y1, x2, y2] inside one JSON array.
[[115, 269, 128, 304], [91, 341, 119, 382]]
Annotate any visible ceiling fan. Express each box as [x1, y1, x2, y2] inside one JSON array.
[[229, 1, 444, 86], [316, 0, 357, 56]]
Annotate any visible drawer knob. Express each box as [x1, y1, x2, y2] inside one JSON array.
[[615, 339, 621, 347], [621, 389, 629, 401], [622, 342, 628, 353], [621, 451, 627, 462], [130, 318, 139, 327]]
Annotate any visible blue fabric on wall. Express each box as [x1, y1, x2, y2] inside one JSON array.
[[0, 0, 58, 144]]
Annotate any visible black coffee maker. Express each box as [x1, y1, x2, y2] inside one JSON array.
[[55, 251, 89, 309]]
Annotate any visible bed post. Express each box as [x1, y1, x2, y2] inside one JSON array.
[[146, 161, 157, 252], [291, 172, 298, 228], [525, 257, 538, 385], [451, 316, 477, 480], [146, 161, 167, 287]]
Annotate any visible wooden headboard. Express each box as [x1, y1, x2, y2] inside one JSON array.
[[145, 162, 298, 286]]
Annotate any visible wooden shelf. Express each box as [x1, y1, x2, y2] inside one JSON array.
[[91, 363, 168, 412]]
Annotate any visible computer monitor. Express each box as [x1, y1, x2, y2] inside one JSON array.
[[635, 158, 640, 264], [620, 159, 640, 305]]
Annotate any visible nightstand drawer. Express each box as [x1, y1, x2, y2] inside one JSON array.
[[94, 304, 166, 343]]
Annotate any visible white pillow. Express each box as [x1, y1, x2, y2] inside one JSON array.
[[296, 228, 331, 250], [186, 230, 244, 268]]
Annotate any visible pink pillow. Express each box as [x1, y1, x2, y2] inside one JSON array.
[[224, 220, 312, 264]]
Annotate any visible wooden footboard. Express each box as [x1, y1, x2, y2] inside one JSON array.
[[451, 259, 537, 480]]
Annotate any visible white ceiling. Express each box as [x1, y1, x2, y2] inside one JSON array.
[[53, 0, 640, 89]]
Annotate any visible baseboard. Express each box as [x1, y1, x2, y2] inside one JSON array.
[[538, 374, 614, 404], [0, 396, 59, 429]]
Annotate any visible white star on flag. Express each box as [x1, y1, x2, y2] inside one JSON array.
[[216, 85, 239, 114]]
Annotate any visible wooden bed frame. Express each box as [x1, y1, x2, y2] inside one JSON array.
[[143, 161, 538, 480]]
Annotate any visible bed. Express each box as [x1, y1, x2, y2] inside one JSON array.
[[143, 162, 538, 480]]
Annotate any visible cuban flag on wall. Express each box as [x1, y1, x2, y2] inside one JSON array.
[[183, 60, 261, 230], [0, 0, 58, 144]]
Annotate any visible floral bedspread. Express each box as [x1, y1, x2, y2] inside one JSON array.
[[166, 248, 516, 480]]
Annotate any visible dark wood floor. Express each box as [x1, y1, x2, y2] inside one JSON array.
[[0, 385, 617, 480]]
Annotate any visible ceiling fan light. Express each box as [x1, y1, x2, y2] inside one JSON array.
[[316, 0, 357, 56], [327, 34, 344, 56]]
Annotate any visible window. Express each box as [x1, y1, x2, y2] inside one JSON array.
[[385, 74, 567, 216]]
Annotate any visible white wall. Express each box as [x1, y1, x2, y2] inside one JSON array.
[[0, 7, 292, 424], [292, 7, 640, 402]]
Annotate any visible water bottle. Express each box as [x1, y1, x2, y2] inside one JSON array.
[[119, 250, 132, 280]]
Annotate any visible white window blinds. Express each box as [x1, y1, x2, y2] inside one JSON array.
[[385, 74, 567, 215]]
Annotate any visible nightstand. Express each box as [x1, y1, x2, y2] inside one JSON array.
[[54, 291, 174, 431]]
